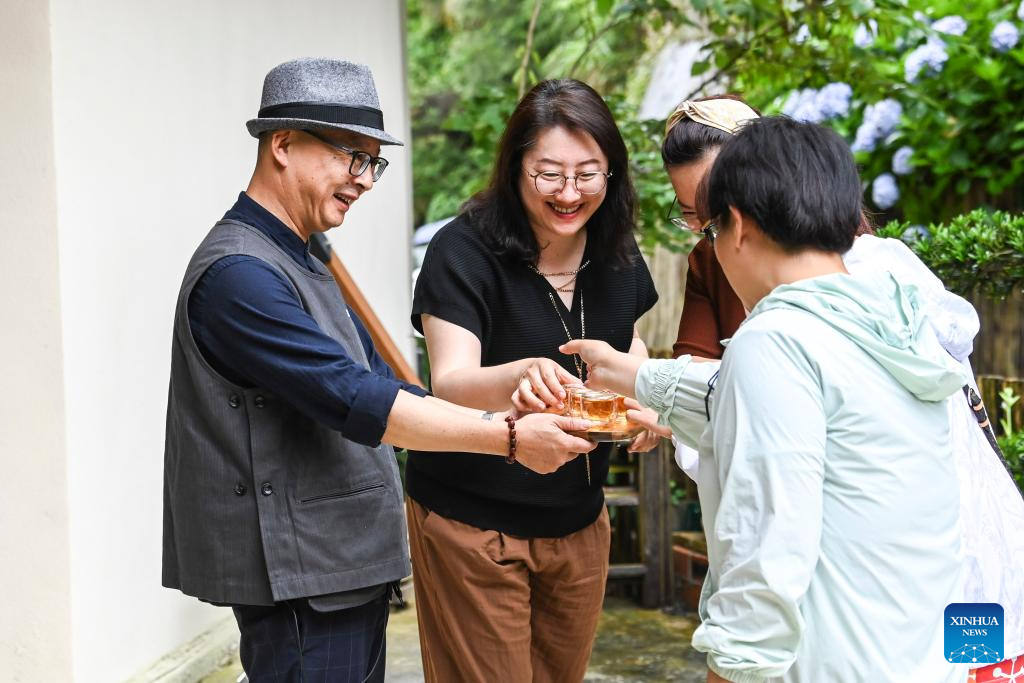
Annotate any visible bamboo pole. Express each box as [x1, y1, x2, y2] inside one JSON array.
[[310, 234, 424, 388]]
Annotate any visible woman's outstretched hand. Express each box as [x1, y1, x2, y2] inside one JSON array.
[[625, 401, 673, 440], [623, 398, 668, 451], [511, 358, 581, 414], [559, 340, 644, 398]]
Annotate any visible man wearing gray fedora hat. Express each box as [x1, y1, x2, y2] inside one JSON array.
[[162, 57, 595, 682]]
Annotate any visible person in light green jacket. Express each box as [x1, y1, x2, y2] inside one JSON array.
[[563, 117, 969, 683]]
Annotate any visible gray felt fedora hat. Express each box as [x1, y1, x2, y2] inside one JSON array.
[[246, 57, 403, 146]]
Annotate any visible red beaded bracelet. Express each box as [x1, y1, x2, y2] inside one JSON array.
[[504, 415, 517, 464]]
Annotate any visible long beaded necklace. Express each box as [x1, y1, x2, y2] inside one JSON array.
[[527, 261, 592, 484]]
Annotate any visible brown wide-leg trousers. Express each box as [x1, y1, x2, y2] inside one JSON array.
[[406, 498, 611, 683]]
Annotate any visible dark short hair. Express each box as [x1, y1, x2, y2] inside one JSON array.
[[463, 79, 637, 268], [704, 116, 862, 253], [661, 94, 760, 167]]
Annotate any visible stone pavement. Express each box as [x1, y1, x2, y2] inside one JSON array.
[[202, 588, 707, 682]]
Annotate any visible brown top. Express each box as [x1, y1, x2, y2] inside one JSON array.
[[672, 238, 746, 359]]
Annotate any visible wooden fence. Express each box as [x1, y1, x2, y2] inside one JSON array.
[[968, 289, 1024, 381]]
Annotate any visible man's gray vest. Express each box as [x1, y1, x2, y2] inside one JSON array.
[[162, 220, 410, 605]]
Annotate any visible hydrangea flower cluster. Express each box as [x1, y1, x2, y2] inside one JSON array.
[[782, 83, 852, 123], [932, 16, 968, 36], [905, 37, 949, 83], [872, 173, 900, 210], [816, 83, 853, 119], [854, 20, 878, 49], [892, 146, 914, 176], [902, 225, 930, 242], [851, 99, 902, 153], [991, 21, 1020, 53], [1019, 0, 1024, 22]]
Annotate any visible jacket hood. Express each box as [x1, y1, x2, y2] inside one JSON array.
[[843, 235, 979, 363], [749, 272, 968, 402]]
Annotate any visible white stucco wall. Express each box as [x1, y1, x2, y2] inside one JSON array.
[[0, 2, 73, 680], [40, 0, 412, 680]]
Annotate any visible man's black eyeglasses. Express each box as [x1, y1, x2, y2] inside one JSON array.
[[304, 130, 389, 181]]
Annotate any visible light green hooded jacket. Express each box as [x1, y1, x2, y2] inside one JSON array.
[[638, 272, 969, 683]]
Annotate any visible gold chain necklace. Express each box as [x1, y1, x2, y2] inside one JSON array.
[[542, 288, 592, 485], [527, 260, 591, 278], [545, 290, 585, 381]]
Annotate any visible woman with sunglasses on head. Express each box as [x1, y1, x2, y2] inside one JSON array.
[[405, 78, 661, 683]]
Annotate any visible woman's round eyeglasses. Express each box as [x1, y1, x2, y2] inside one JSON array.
[[667, 197, 699, 230], [701, 220, 719, 244], [304, 129, 389, 181], [526, 169, 612, 196]]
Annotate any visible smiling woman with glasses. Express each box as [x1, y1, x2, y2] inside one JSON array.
[[526, 169, 612, 195], [404, 78, 661, 683]]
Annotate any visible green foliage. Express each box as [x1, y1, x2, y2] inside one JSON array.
[[999, 432, 1024, 494], [875, 209, 1024, 297], [682, 0, 1024, 224], [997, 386, 1024, 493], [409, 0, 1023, 252], [668, 478, 685, 506], [609, 98, 696, 252], [407, 0, 686, 228], [999, 386, 1021, 437]]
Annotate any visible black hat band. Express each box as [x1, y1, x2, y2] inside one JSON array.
[[257, 102, 384, 129]]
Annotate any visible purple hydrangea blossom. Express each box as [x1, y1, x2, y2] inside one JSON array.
[[932, 15, 968, 36], [892, 146, 914, 175], [817, 82, 853, 119], [872, 173, 900, 210], [854, 20, 878, 49], [1019, 1, 1024, 22], [905, 38, 949, 82], [783, 83, 853, 123], [902, 225, 930, 242], [991, 21, 1020, 52], [852, 127, 877, 153], [851, 99, 903, 153], [795, 24, 811, 45], [783, 88, 824, 123]]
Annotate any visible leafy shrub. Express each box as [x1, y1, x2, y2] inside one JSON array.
[[1000, 432, 1024, 494], [996, 386, 1024, 493], [875, 209, 1024, 297]]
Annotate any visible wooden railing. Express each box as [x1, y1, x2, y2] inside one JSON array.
[[310, 234, 424, 388]]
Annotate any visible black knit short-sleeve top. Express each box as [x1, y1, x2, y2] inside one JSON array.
[[407, 214, 658, 538]]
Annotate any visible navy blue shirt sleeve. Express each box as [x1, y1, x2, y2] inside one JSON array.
[[349, 307, 429, 398], [189, 255, 419, 447]]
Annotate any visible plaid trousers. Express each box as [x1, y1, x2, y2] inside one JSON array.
[[232, 593, 389, 683]]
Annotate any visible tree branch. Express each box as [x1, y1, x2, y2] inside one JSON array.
[[679, 19, 786, 102], [569, 16, 629, 79], [517, 0, 544, 99]]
